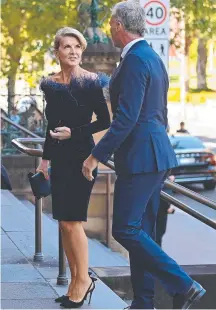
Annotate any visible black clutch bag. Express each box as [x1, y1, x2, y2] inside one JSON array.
[[28, 167, 51, 200]]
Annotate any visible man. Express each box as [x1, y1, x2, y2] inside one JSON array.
[[82, 1, 206, 309], [156, 175, 175, 247], [177, 121, 189, 134]]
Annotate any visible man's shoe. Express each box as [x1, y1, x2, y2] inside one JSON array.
[[173, 281, 206, 309]]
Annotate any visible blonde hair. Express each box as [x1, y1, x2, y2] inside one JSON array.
[[54, 27, 87, 51]]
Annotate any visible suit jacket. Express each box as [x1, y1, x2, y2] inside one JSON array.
[[92, 40, 178, 175]]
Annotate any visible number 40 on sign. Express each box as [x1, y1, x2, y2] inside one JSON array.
[[139, 0, 169, 39]]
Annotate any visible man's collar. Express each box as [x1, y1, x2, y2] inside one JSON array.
[[121, 38, 145, 59]]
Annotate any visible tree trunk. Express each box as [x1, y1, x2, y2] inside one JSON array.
[[184, 55, 190, 91], [7, 72, 17, 115], [6, 43, 21, 115], [184, 35, 192, 91], [196, 38, 208, 90]]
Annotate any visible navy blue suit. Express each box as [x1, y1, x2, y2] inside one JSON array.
[[92, 41, 193, 308]]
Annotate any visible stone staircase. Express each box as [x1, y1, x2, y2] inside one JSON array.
[[1, 189, 216, 309], [1, 189, 128, 309]]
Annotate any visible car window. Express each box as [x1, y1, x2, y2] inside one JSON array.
[[170, 137, 204, 149]]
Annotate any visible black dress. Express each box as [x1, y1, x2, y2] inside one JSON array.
[[40, 74, 110, 221]]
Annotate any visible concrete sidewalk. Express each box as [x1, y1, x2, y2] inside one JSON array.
[[1, 190, 128, 309]]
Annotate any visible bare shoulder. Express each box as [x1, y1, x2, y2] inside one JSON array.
[[47, 72, 62, 82], [80, 69, 98, 80]]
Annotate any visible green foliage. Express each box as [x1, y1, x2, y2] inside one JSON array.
[[170, 0, 216, 39], [1, 0, 118, 87], [189, 39, 198, 62], [101, 0, 118, 34], [1, 0, 79, 84], [170, 0, 216, 90]]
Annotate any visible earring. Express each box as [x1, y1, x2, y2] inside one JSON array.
[[80, 59, 83, 65]]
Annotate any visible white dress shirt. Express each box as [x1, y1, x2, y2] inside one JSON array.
[[121, 38, 145, 59]]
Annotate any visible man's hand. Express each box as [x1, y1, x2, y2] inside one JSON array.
[[50, 126, 71, 140], [82, 155, 99, 181]]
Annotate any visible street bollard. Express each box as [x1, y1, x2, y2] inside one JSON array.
[[57, 227, 68, 285], [106, 173, 112, 247], [33, 155, 44, 262]]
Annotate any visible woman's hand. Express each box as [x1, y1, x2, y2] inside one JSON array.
[[50, 126, 71, 140], [36, 159, 50, 180]]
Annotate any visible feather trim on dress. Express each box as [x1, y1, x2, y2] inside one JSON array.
[[40, 72, 110, 92]]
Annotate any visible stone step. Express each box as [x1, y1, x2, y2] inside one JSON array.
[[90, 238, 129, 267], [92, 265, 216, 309]]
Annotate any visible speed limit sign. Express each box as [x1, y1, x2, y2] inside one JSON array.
[[139, 0, 169, 39], [140, 0, 170, 70], [144, 0, 167, 26]]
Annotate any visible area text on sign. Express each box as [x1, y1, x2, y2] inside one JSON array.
[[145, 27, 167, 36]]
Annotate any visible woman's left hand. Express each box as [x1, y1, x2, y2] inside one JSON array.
[[50, 126, 71, 140]]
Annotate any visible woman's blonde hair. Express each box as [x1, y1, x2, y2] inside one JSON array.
[[54, 27, 87, 51]]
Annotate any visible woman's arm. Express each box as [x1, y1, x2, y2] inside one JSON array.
[[71, 87, 111, 137], [40, 80, 53, 160], [37, 96, 51, 179], [42, 122, 52, 160]]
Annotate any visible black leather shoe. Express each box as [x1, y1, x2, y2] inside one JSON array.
[[60, 280, 96, 308], [55, 272, 97, 303], [55, 295, 69, 303], [173, 281, 206, 309]]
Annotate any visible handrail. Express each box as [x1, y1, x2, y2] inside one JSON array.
[[11, 138, 44, 156], [161, 192, 216, 230], [1, 115, 40, 138], [9, 136, 216, 287], [105, 160, 216, 212], [11, 137, 216, 229], [165, 180, 216, 212]]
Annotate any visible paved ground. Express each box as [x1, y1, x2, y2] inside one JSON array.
[[1, 190, 128, 309], [1, 184, 216, 309]]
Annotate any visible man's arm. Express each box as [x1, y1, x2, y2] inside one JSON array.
[[91, 54, 149, 163]]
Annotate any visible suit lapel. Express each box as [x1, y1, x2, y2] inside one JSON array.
[[109, 40, 147, 113], [109, 57, 125, 91]]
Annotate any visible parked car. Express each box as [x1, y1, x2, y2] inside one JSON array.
[[169, 134, 216, 190]]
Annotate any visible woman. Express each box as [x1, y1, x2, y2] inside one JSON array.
[[37, 27, 110, 308]]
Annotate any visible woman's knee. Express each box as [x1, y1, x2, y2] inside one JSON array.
[[59, 221, 82, 233]]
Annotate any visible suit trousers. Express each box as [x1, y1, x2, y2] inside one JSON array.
[[112, 172, 193, 309]]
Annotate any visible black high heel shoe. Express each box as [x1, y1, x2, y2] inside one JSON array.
[[55, 295, 69, 303], [55, 272, 97, 303], [60, 279, 96, 308]]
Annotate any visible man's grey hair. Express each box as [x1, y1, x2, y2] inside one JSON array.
[[111, 1, 145, 36]]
